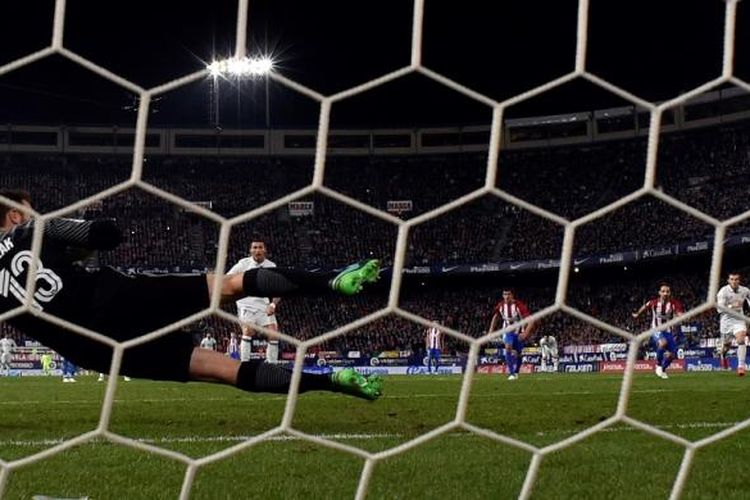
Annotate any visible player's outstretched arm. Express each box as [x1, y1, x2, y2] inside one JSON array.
[[13, 218, 122, 250], [488, 313, 499, 335], [522, 320, 536, 340], [631, 303, 647, 318]]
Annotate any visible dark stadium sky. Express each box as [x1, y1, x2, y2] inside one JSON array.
[[0, 0, 744, 129]]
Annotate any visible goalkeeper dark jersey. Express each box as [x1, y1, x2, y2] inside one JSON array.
[[0, 218, 120, 323], [0, 218, 208, 380]]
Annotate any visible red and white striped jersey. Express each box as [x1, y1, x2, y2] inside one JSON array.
[[493, 300, 532, 330], [425, 326, 442, 349], [644, 298, 684, 329]]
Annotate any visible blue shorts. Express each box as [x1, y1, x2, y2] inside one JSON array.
[[428, 348, 441, 360], [652, 331, 676, 353], [503, 332, 524, 353]]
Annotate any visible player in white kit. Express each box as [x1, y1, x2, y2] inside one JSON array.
[[0, 333, 16, 376], [200, 332, 218, 351], [539, 335, 559, 373], [228, 240, 281, 363], [716, 272, 750, 376]]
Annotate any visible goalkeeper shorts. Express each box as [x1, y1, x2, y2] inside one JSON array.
[[9, 269, 209, 382]]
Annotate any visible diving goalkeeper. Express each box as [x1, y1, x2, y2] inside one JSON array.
[[0, 189, 382, 400]]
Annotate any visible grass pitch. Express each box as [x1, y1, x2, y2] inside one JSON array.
[[0, 372, 747, 499]]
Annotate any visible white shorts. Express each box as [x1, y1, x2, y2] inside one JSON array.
[[720, 318, 747, 339], [239, 308, 277, 329], [0, 352, 11, 364], [541, 345, 558, 358]]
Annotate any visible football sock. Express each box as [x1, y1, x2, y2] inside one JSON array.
[[656, 347, 665, 366], [266, 341, 279, 363], [514, 342, 524, 373], [738, 343, 747, 368], [235, 360, 333, 394], [504, 350, 516, 375], [662, 353, 673, 370], [242, 268, 331, 297]]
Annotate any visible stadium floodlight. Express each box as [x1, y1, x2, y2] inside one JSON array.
[[207, 56, 274, 78]]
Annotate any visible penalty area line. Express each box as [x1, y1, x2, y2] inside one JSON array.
[[0, 432, 401, 448], [0, 422, 740, 448]]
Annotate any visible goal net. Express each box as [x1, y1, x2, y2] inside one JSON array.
[[0, 0, 747, 498]]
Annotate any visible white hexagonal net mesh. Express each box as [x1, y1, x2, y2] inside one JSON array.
[[0, 0, 748, 498]]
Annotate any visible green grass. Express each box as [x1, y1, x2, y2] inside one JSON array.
[[0, 372, 747, 499]]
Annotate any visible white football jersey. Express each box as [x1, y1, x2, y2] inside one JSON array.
[[229, 257, 277, 311], [200, 337, 217, 351], [0, 338, 16, 354], [717, 284, 750, 322], [716, 285, 750, 334], [540, 336, 557, 349]]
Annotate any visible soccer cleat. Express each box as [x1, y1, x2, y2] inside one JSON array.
[[123, 376, 132, 382], [330, 259, 380, 296], [97, 374, 105, 382], [507, 374, 518, 381], [655, 366, 663, 378], [659, 371, 669, 380], [738, 366, 746, 377], [330, 368, 383, 400]]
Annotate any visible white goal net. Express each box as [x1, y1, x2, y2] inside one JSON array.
[[0, 0, 747, 498]]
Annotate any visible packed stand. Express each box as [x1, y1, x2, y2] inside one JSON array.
[[1, 118, 750, 352]]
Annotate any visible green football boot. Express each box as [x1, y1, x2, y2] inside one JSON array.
[[330, 259, 380, 296], [331, 368, 383, 401]]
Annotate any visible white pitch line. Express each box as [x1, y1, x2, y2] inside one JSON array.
[[0, 378, 739, 406], [0, 388, 690, 406], [0, 422, 738, 448], [0, 433, 400, 448], [531, 421, 739, 438]]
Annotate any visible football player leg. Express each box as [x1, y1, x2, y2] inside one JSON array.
[[735, 328, 747, 376], [239, 312, 254, 362], [0, 352, 10, 376], [208, 259, 381, 303], [720, 332, 732, 370], [503, 333, 519, 380], [653, 333, 665, 378], [656, 334, 673, 379], [188, 348, 382, 400], [262, 321, 280, 364], [551, 345, 559, 372], [429, 348, 441, 374], [540, 344, 548, 372], [514, 334, 526, 375]]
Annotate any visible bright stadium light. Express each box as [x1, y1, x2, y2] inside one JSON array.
[[207, 56, 275, 78]]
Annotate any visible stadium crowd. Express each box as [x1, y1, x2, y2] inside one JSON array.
[[167, 264, 724, 358], [2, 118, 750, 355]]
